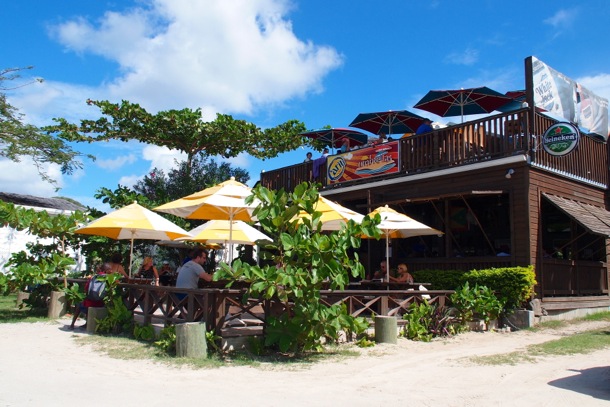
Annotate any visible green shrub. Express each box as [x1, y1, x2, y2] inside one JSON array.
[[450, 282, 504, 325], [462, 266, 536, 311], [134, 324, 156, 341], [410, 269, 468, 290], [154, 325, 176, 355], [401, 301, 455, 341]]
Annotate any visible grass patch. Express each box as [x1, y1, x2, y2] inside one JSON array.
[[582, 311, 610, 321], [470, 318, 610, 365], [74, 333, 361, 370], [0, 293, 48, 323], [528, 329, 610, 356]]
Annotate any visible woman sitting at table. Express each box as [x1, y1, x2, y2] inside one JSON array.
[[389, 263, 414, 284], [135, 256, 159, 285]]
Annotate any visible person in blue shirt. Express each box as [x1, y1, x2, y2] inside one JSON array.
[[416, 118, 434, 134]]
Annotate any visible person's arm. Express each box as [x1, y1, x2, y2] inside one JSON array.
[[198, 270, 213, 282], [152, 267, 159, 286], [117, 265, 128, 278]]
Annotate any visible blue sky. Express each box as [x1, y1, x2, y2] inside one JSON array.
[[2, 0, 609, 211]]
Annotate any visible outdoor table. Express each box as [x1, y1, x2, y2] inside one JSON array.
[[354, 281, 431, 290]]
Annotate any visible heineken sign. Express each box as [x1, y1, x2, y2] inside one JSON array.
[[542, 122, 580, 156]]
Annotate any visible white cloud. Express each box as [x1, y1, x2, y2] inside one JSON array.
[[543, 9, 576, 28], [47, 0, 343, 115], [221, 152, 251, 170], [444, 48, 479, 66], [96, 154, 138, 170], [117, 174, 143, 189], [142, 145, 186, 173], [0, 157, 63, 196], [577, 73, 610, 102]]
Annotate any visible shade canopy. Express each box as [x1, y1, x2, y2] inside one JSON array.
[[300, 127, 370, 149], [181, 220, 272, 245], [154, 177, 257, 221], [414, 87, 513, 122], [295, 195, 365, 231], [365, 205, 443, 281], [75, 202, 191, 276], [349, 110, 427, 135], [154, 177, 259, 264]]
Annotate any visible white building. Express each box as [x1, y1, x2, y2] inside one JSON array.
[[0, 192, 86, 273]]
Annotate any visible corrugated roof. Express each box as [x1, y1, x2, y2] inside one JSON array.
[[0, 192, 85, 212], [543, 193, 610, 237]]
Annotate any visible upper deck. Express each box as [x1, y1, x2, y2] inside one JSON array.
[[261, 109, 608, 193]]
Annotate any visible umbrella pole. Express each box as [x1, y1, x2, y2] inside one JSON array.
[[385, 235, 390, 284], [129, 236, 135, 277], [229, 213, 234, 265]]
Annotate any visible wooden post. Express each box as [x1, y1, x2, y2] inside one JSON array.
[[86, 307, 108, 334], [176, 322, 207, 358], [375, 315, 397, 344], [16, 291, 30, 308], [47, 291, 68, 318]]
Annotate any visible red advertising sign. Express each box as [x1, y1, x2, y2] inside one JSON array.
[[327, 141, 400, 184]]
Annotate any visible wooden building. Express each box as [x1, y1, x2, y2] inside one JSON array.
[[260, 57, 610, 317]]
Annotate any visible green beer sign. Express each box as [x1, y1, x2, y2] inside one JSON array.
[[542, 122, 580, 156]]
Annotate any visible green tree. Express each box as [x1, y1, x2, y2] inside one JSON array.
[[216, 182, 381, 353], [0, 67, 89, 187], [133, 155, 250, 205], [45, 99, 309, 176]]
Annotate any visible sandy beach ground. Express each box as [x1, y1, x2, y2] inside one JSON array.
[[0, 317, 609, 407]]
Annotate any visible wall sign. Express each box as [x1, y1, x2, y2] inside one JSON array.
[[542, 122, 580, 156]]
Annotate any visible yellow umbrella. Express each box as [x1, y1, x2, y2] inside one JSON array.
[[294, 195, 365, 231], [154, 177, 259, 263], [75, 202, 190, 276], [366, 205, 443, 282], [179, 220, 272, 263]]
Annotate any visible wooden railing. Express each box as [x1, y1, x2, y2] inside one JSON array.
[[541, 259, 609, 296], [107, 281, 453, 333], [260, 108, 608, 190]]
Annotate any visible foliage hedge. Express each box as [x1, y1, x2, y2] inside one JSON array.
[[462, 266, 536, 311], [412, 265, 537, 311]]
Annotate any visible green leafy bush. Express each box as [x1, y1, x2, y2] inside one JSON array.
[[154, 325, 176, 355], [216, 182, 377, 353], [401, 301, 455, 342], [411, 269, 468, 290], [95, 274, 133, 335], [462, 266, 536, 311], [450, 282, 504, 325], [134, 324, 156, 341]]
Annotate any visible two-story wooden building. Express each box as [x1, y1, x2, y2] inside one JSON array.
[[260, 57, 610, 317]]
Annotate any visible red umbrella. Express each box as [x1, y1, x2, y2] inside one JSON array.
[[300, 127, 370, 149], [349, 110, 426, 135], [414, 87, 513, 122]]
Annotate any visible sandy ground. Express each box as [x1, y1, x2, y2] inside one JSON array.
[[0, 318, 609, 407]]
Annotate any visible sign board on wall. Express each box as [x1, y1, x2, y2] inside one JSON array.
[[326, 141, 400, 184], [542, 122, 580, 156], [530, 56, 608, 139]]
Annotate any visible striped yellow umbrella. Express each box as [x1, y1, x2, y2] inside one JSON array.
[[294, 195, 365, 231], [154, 177, 259, 263], [75, 202, 190, 276], [366, 205, 443, 282]]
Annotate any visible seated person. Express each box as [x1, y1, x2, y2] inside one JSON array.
[[371, 260, 390, 281], [175, 249, 212, 297], [70, 262, 111, 329], [158, 261, 174, 286], [389, 263, 414, 283], [416, 118, 434, 135], [135, 256, 159, 285]]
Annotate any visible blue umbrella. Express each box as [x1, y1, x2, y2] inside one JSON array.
[[414, 87, 513, 122], [496, 90, 527, 112], [349, 110, 426, 135]]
